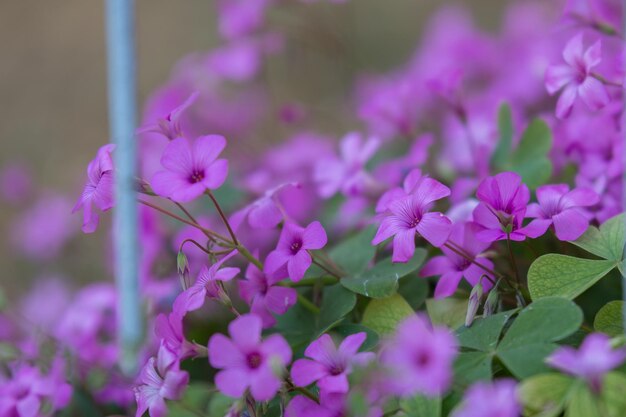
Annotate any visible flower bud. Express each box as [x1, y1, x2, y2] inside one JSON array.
[[465, 282, 484, 327], [177, 250, 190, 290], [483, 289, 499, 317]]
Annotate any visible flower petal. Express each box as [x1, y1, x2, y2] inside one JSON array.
[[416, 212, 452, 248]]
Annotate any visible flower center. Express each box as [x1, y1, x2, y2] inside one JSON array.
[[246, 352, 263, 369], [414, 350, 431, 367], [189, 170, 205, 184], [329, 364, 345, 376], [290, 240, 303, 254], [408, 216, 420, 228]]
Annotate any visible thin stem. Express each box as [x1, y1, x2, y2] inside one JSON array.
[[311, 255, 342, 279], [179, 238, 212, 256], [592, 72, 623, 88], [138, 198, 233, 244], [174, 201, 215, 242], [280, 276, 338, 287], [297, 294, 320, 314], [506, 234, 522, 287], [237, 245, 264, 270], [206, 190, 239, 245], [285, 379, 319, 403], [314, 250, 346, 277]]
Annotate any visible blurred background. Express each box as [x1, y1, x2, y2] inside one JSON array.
[[0, 0, 505, 297]]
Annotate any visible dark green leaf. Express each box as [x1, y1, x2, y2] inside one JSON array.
[[509, 118, 552, 189], [398, 276, 429, 309], [490, 103, 514, 168], [453, 352, 493, 385], [497, 342, 558, 379], [571, 213, 625, 262], [594, 301, 625, 337], [456, 311, 516, 352], [401, 394, 441, 417], [329, 226, 377, 275], [318, 284, 357, 334]]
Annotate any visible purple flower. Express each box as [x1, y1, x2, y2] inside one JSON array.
[[238, 261, 297, 328], [472, 172, 541, 242], [452, 379, 520, 417], [173, 250, 240, 315], [381, 315, 458, 397], [206, 40, 262, 82], [525, 184, 599, 241], [138, 91, 198, 140], [291, 332, 375, 394], [372, 171, 452, 262], [151, 135, 229, 202], [230, 182, 299, 231], [420, 222, 494, 299], [545, 34, 609, 119], [134, 343, 189, 417], [547, 333, 626, 392], [0, 358, 71, 417], [154, 312, 196, 360], [208, 314, 292, 401], [314, 132, 382, 199], [217, 0, 269, 40], [73, 144, 115, 233], [286, 392, 382, 417], [264, 221, 328, 282], [0, 163, 32, 205]]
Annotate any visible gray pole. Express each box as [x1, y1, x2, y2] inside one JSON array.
[[105, 0, 141, 373]]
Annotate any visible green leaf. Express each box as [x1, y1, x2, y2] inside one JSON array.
[[602, 372, 626, 417], [341, 249, 426, 298], [318, 284, 357, 334], [398, 276, 429, 309], [509, 118, 552, 189], [490, 103, 514, 168], [499, 297, 583, 348], [594, 301, 625, 337], [361, 293, 414, 335], [498, 342, 558, 379], [571, 213, 626, 262], [273, 302, 317, 350], [331, 324, 380, 351], [329, 226, 377, 275], [401, 394, 441, 417], [528, 254, 616, 300], [566, 382, 601, 417], [425, 297, 468, 329], [455, 311, 515, 352], [519, 373, 574, 417], [453, 351, 493, 385]]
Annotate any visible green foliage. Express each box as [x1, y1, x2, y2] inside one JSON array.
[[341, 249, 426, 298], [330, 226, 377, 275], [453, 298, 582, 383], [528, 213, 626, 300], [400, 394, 442, 417], [332, 323, 380, 351], [594, 301, 625, 337], [362, 293, 414, 335], [520, 372, 626, 417], [491, 107, 552, 189], [318, 284, 357, 334], [426, 297, 468, 329], [398, 276, 429, 309]]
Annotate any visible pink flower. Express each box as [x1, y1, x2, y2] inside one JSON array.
[[545, 34, 609, 118], [154, 312, 196, 360], [73, 144, 115, 233], [217, 0, 269, 40], [134, 343, 189, 417], [238, 261, 297, 328], [547, 333, 626, 392], [208, 314, 292, 401], [173, 250, 240, 315], [472, 172, 541, 242], [286, 392, 382, 417], [381, 315, 458, 397], [525, 184, 599, 241], [151, 135, 229, 202], [0, 360, 72, 417], [420, 222, 494, 299], [138, 91, 198, 140], [372, 171, 452, 262], [291, 333, 374, 394], [264, 221, 328, 282], [0, 163, 32, 205], [452, 379, 520, 417], [314, 132, 382, 198], [230, 182, 299, 231]]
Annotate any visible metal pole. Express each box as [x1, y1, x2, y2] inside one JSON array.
[[105, 0, 141, 373]]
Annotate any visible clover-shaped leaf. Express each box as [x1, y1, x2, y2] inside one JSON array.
[[594, 301, 624, 337]]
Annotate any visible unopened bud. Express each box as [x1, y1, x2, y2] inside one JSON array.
[[177, 250, 190, 290], [465, 282, 484, 327], [483, 289, 499, 317]]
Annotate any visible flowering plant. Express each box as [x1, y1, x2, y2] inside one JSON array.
[[1, 1, 626, 417]]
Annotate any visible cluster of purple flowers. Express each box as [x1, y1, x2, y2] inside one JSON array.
[[1, 0, 624, 416]]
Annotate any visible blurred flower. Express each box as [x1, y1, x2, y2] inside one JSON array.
[[291, 332, 374, 394], [452, 379, 520, 417], [154, 312, 196, 360], [151, 135, 229, 202], [217, 0, 270, 40], [545, 33, 609, 118], [525, 184, 599, 241], [208, 314, 292, 401], [286, 392, 382, 417], [11, 195, 76, 260], [73, 144, 115, 233], [238, 260, 297, 328], [547, 332, 626, 392], [230, 182, 299, 231], [381, 315, 457, 397], [0, 163, 32, 205], [134, 343, 189, 417], [421, 223, 494, 299], [264, 221, 328, 282], [137, 91, 198, 140], [173, 250, 240, 315], [372, 170, 452, 261]]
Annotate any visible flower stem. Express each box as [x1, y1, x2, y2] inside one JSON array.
[[297, 294, 320, 314], [206, 190, 239, 245], [442, 242, 497, 286], [506, 234, 522, 287], [592, 72, 623, 87], [310, 255, 342, 279], [285, 379, 319, 403]]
